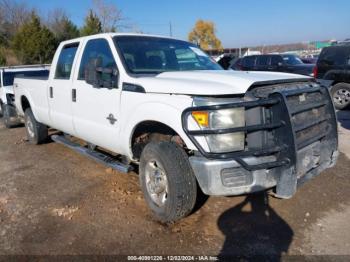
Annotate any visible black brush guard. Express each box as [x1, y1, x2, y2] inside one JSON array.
[[182, 83, 338, 187]]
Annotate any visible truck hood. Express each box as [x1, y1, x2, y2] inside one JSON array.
[[135, 70, 310, 95]]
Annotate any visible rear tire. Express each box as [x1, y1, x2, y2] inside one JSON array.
[[139, 142, 197, 223], [330, 83, 350, 110], [24, 108, 48, 144], [3, 104, 16, 128], [0, 103, 3, 118]]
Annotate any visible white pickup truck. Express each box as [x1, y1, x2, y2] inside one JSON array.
[[13, 33, 338, 222], [0, 65, 50, 127]]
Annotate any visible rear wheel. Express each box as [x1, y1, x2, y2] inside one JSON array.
[[139, 142, 197, 223], [3, 104, 16, 128], [0, 103, 3, 118], [24, 108, 48, 144], [330, 83, 350, 110]]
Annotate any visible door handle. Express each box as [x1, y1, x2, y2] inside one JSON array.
[[72, 89, 76, 102], [49, 86, 53, 98]]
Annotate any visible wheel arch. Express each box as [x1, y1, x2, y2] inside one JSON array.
[[20, 95, 31, 113], [130, 120, 188, 160]]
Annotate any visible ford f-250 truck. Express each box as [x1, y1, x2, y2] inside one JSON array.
[[13, 33, 338, 222]]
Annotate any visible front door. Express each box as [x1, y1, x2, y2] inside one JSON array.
[[72, 38, 120, 152], [48, 43, 80, 135]]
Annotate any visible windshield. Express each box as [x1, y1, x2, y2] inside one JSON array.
[[114, 36, 223, 74], [282, 55, 304, 65]]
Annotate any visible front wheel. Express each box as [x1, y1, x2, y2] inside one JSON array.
[[24, 108, 48, 144], [139, 142, 197, 223], [330, 83, 350, 110]]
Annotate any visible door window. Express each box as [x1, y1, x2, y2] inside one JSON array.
[[78, 38, 117, 82], [256, 56, 269, 66], [270, 55, 284, 66], [55, 43, 79, 79], [0, 71, 2, 87]]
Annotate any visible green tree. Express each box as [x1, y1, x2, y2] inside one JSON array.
[[188, 20, 223, 50], [12, 13, 56, 64], [80, 10, 102, 36]]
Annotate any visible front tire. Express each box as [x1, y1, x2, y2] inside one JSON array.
[[139, 142, 197, 223], [24, 108, 48, 144], [330, 83, 350, 110], [0, 103, 3, 118]]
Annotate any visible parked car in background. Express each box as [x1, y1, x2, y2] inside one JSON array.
[[301, 55, 318, 64], [232, 54, 315, 76], [314, 44, 350, 109], [0, 65, 50, 127]]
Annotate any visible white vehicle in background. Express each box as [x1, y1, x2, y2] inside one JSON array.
[[0, 65, 50, 127], [13, 33, 338, 222]]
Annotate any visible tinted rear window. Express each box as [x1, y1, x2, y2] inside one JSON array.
[[3, 70, 49, 86], [318, 46, 350, 66]]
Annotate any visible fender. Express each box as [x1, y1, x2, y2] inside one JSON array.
[[18, 94, 41, 122], [120, 99, 198, 159]]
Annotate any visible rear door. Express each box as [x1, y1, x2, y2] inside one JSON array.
[[255, 55, 270, 71], [241, 56, 256, 71], [269, 55, 284, 72], [72, 37, 121, 152], [48, 42, 80, 135]]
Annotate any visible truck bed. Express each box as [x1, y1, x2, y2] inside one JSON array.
[[14, 77, 49, 125]]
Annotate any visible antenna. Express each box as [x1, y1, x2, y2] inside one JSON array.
[[169, 21, 173, 37]]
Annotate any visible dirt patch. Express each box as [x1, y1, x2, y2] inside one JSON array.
[[0, 121, 349, 256]]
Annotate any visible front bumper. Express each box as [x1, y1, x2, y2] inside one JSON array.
[[190, 142, 338, 198], [184, 81, 339, 198]]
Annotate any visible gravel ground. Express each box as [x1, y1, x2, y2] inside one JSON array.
[[0, 112, 349, 258]]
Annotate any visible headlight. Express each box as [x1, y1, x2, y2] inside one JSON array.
[[190, 105, 245, 153]]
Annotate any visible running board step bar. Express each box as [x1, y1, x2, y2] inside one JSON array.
[[51, 135, 132, 173]]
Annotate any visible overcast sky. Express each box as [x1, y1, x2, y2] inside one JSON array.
[[28, 0, 350, 47]]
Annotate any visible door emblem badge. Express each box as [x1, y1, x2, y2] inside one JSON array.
[[106, 114, 117, 125]]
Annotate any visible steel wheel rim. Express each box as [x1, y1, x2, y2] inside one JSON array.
[[333, 88, 350, 106], [144, 159, 169, 207], [26, 116, 35, 138]]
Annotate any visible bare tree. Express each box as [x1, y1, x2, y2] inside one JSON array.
[[45, 8, 67, 30], [0, 0, 31, 31], [44, 8, 79, 42], [92, 0, 123, 32]]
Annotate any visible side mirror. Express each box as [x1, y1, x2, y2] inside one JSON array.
[[85, 57, 118, 89], [85, 57, 102, 87]]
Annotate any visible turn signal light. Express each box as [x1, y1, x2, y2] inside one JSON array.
[[192, 111, 209, 127]]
